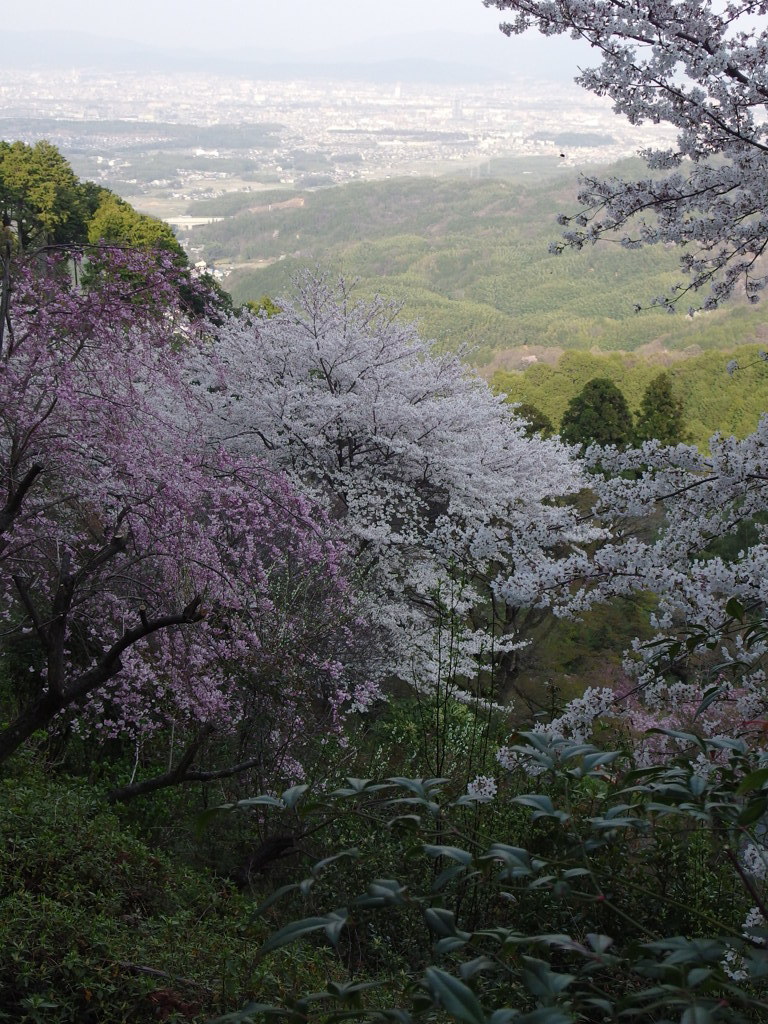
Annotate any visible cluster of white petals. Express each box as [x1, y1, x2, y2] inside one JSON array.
[[723, 906, 767, 981], [466, 775, 498, 801], [189, 273, 594, 700], [486, 0, 768, 309]]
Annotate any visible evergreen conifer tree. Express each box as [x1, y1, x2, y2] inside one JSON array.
[[513, 401, 553, 438], [559, 377, 634, 448], [634, 372, 687, 445]]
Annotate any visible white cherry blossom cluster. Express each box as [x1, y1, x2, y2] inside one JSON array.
[[466, 775, 498, 801], [485, 0, 768, 309], [189, 272, 594, 701], [723, 906, 767, 982], [500, 412, 768, 758]]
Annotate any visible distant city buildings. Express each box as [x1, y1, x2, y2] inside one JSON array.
[[0, 67, 672, 194]]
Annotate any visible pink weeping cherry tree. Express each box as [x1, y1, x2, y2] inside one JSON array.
[[0, 246, 377, 796]]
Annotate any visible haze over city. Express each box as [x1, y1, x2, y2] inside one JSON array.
[[7, 1, 562, 59]]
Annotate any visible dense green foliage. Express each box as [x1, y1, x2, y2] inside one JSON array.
[[187, 167, 768, 362], [559, 378, 635, 447], [635, 372, 689, 445], [0, 140, 99, 249], [0, 759, 352, 1022], [88, 192, 185, 260], [5, 136, 768, 1024], [511, 402, 554, 438], [205, 731, 767, 1024], [0, 140, 186, 258], [494, 345, 768, 449]]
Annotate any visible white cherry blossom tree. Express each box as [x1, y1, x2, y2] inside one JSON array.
[[494, 423, 768, 766], [485, 0, 768, 310], [191, 272, 595, 705]]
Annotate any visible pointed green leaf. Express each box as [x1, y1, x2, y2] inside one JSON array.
[[424, 967, 486, 1024], [260, 911, 346, 953], [681, 1006, 715, 1024], [423, 844, 473, 865], [281, 784, 308, 810]]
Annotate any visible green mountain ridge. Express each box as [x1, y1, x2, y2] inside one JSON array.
[[187, 162, 768, 363]]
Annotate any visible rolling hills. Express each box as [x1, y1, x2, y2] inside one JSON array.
[[187, 159, 768, 365]]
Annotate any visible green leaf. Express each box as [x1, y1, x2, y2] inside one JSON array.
[[581, 751, 621, 774], [738, 797, 768, 826], [358, 878, 408, 907], [281, 784, 308, 809], [436, 936, 472, 953], [488, 1011, 516, 1024], [459, 957, 495, 980], [423, 844, 473, 865], [215, 1003, 293, 1021], [387, 776, 450, 795], [482, 843, 534, 877], [310, 848, 360, 877], [736, 767, 768, 795], [432, 863, 472, 892], [586, 933, 614, 954], [513, 1011, 575, 1024], [645, 728, 706, 750], [521, 956, 575, 998], [681, 1006, 715, 1024], [424, 907, 464, 938], [513, 794, 560, 819], [232, 795, 286, 810], [424, 967, 486, 1024], [386, 813, 424, 829], [260, 910, 347, 953], [686, 968, 712, 987], [329, 778, 393, 798], [323, 910, 348, 946], [644, 937, 724, 964], [695, 684, 726, 718], [253, 882, 301, 916], [326, 980, 381, 1002]]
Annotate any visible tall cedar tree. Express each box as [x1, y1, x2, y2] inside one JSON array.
[[559, 377, 634, 447], [635, 371, 687, 444]]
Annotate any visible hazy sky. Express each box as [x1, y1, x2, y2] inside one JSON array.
[[7, 0, 509, 53]]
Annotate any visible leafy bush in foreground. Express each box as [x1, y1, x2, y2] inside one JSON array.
[[211, 731, 768, 1024], [0, 768, 342, 1022]]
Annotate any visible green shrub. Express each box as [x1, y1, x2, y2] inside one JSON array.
[[0, 768, 342, 1022], [208, 733, 768, 1024]]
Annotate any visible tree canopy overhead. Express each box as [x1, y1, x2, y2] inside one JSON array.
[[485, 0, 768, 311]]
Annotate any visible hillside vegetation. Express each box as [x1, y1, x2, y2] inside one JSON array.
[[188, 161, 768, 362], [494, 345, 768, 448], [5, 98, 768, 1022]]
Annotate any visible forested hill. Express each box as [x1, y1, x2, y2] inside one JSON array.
[[188, 160, 768, 363], [0, 139, 185, 258], [494, 346, 768, 450]]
